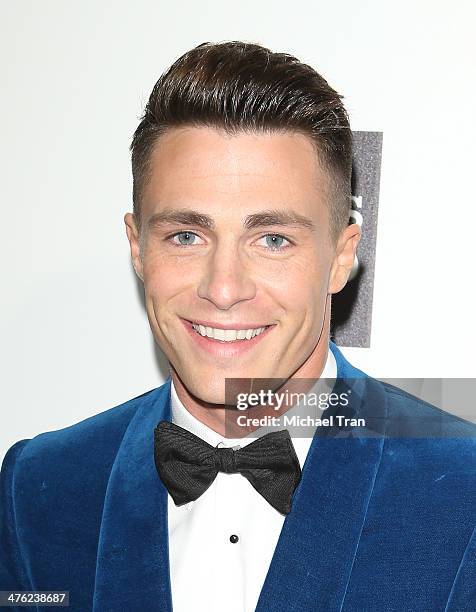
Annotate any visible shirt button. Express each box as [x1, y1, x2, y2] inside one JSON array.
[[229, 534, 239, 543]]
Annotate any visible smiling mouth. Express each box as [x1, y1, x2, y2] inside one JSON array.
[[189, 321, 272, 342]]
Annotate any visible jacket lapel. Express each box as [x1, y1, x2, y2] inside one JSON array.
[[93, 342, 387, 612], [256, 342, 388, 611], [92, 381, 173, 612]]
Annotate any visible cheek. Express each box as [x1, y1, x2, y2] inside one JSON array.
[[142, 253, 195, 304], [261, 255, 328, 316]]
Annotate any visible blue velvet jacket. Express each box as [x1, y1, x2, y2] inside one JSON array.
[[1, 342, 476, 611]]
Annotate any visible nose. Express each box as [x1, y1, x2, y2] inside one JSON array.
[[197, 242, 257, 310]]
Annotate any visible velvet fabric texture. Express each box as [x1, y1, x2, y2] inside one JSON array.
[[1, 342, 475, 611]]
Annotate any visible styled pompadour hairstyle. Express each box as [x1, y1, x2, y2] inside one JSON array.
[[130, 41, 352, 243]]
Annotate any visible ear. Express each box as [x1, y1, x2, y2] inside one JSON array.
[[328, 223, 361, 294], [124, 213, 144, 282]]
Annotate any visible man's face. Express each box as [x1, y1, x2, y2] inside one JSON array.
[[126, 126, 355, 403]]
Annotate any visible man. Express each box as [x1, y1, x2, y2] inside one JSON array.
[[1, 41, 475, 612]]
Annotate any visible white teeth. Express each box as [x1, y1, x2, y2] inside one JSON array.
[[214, 328, 225, 341], [191, 323, 269, 342]]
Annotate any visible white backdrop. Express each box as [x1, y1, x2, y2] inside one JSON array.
[[1, 0, 475, 461]]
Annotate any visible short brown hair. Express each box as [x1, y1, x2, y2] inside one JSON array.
[[130, 41, 352, 243]]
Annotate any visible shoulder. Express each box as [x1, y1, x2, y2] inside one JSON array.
[[379, 378, 476, 438], [0, 383, 168, 589], [365, 379, 476, 484], [332, 335, 476, 441], [1, 383, 166, 488], [331, 341, 476, 441]]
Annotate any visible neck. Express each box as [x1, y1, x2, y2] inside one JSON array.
[[171, 295, 332, 438]]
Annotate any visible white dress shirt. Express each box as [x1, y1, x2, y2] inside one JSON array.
[[167, 348, 337, 612]]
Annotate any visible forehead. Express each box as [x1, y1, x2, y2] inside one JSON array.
[[141, 126, 330, 220]]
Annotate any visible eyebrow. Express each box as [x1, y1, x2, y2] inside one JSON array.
[[147, 209, 214, 230], [243, 210, 315, 230], [147, 208, 316, 231]]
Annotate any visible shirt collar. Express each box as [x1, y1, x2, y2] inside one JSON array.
[[170, 344, 337, 467]]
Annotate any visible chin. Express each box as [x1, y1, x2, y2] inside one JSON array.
[[180, 365, 284, 407], [180, 364, 262, 405], [188, 378, 227, 405]]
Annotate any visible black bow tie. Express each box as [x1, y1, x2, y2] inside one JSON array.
[[154, 421, 302, 515]]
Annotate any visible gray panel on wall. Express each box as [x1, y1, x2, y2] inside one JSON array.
[[331, 131, 383, 348]]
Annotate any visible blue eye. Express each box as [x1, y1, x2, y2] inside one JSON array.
[[258, 234, 290, 250], [172, 231, 200, 246]]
